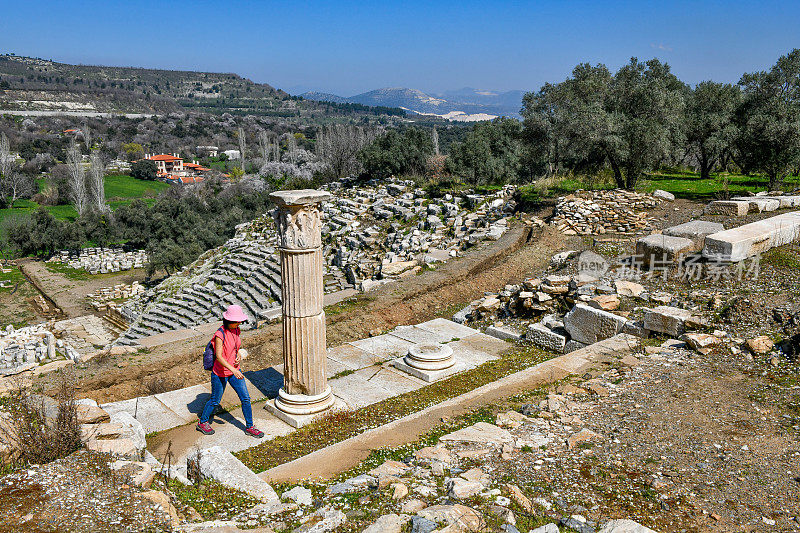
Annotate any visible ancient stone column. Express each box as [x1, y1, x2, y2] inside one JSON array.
[[269, 190, 335, 417]]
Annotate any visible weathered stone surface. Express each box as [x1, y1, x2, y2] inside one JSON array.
[[368, 460, 411, 478], [643, 306, 694, 337], [702, 212, 800, 262], [85, 437, 137, 457], [447, 478, 483, 499], [439, 422, 515, 446], [652, 189, 675, 201], [527, 323, 567, 352], [414, 446, 453, 464], [564, 304, 626, 345], [662, 220, 725, 249], [485, 325, 523, 341], [589, 294, 620, 311], [683, 333, 721, 354], [567, 428, 603, 449], [110, 460, 154, 488], [295, 506, 346, 533], [530, 524, 559, 533], [597, 519, 657, 533], [732, 196, 780, 212], [187, 446, 278, 502], [706, 200, 749, 216], [496, 410, 530, 429], [614, 280, 644, 298], [746, 335, 774, 354], [282, 486, 313, 506], [363, 514, 408, 533], [109, 411, 146, 453], [77, 404, 110, 424], [417, 505, 484, 532], [636, 234, 697, 266]]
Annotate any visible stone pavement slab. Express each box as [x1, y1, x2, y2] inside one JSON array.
[[415, 318, 480, 340], [354, 366, 425, 396], [446, 335, 505, 366], [331, 372, 399, 409], [349, 334, 415, 360], [101, 396, 187, 434], [388, 325, 454, 345], [391, 358, 471, 383], [327, 344, 385, 370]]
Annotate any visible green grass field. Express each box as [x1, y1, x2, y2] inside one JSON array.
[[0, 174, 169, 225], [640, 171, 800, 200]]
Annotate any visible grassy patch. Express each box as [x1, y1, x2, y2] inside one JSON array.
[[164, 477, 261, 520], [761, 246, 800, 270], [103, 174, 169, 199], [45, 262, 147, 281], [324, 295, 373, 316], [235, 342, 554, 473], [641, 171, 800, 200]]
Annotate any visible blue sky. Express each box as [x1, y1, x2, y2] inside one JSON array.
[[1, 0, 799, 96]]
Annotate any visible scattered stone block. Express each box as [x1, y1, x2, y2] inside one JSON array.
[[589, 294, 620, 311], [652, 189, 675, 201], [682, 333, 721, 355], [282, 486, 313, 506], [746, 336, 774, 354], [636, 234, 696, 266], [439, 422, 515, 446], [187, 446, 278, 502], [567, 428, 603, 449], [485, 324, 523, 341], [702, 212, 800, 262], [732, 196, 780, 212], [564, 304, 626, 345], [527, 323, 567, 353], [363, 514, 407, 533], [706, 200, 749, 216], [614, 280, 644, 298], [85, 437, 137, 457], [662, 220, 725, 249], [447, 478, 483, 499], [417, 505, 483, 532], [597, 519, 657, 533], [296, 506, 347, 533], [643, 306, 694, 337], [76, 404, 110, 424]]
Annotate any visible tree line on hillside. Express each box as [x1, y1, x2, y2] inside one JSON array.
[[354, 49, 800, 191]]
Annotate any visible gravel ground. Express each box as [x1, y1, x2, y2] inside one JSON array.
[[0, 450, 172, 532]]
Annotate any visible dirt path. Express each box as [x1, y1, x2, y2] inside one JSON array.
[[18, 259, 148, 318], [39, 220, 574, 404]]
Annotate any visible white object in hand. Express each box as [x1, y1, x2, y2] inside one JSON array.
[[238, 348, 249, 360]]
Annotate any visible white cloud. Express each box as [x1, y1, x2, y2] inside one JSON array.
[[650, 43, 673, 52]]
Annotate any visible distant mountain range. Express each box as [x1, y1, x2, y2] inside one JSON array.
[[300, 87, 525, 121]]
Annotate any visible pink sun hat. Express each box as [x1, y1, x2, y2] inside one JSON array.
[[222, 304, 248, 322]]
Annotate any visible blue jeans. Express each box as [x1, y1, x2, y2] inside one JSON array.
[[199, 373, 253, 428]]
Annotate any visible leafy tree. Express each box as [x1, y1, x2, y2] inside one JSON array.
[[734, 49, 800, 189], [121, 142, 144, 160], [130, 159, 158, 180], [358, 127, 433, 180], [522, 58, 686, 189], [684, 82, 740, 179], [447, 118, 525, 185]]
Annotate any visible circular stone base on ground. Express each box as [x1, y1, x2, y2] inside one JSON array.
[[274, 386, 335, 415], [404, 343, 455, 371]]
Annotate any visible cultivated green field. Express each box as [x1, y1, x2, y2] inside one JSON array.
[[0, 174, 169, 226]]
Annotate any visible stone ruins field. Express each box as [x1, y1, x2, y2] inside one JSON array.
[[1, 181, 799, 533]]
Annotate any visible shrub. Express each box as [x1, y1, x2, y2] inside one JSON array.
[[7, 376, 82, 465]]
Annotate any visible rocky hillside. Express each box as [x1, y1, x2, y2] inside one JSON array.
[[302, 86, 524, 120], [0, 54, 404, 119]]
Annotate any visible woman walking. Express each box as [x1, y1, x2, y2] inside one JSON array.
[[196, 305, 264, 438]]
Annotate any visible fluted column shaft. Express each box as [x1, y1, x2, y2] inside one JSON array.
[[269, 189, 334, 416]]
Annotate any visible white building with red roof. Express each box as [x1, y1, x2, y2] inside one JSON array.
[[142, 153, 211, 183]]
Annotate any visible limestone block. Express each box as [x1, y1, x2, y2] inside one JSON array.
[[702, 211, 800, 262], [563, 303, 626, 345], [652, 189, 675, 201], [643, 306, 694, 337], [662, 220, 724, 249], [439, 422, 514, 446], [485, 325, 522, 341], [635, 234, 696, 266], [705, 200, 749, 216], [187, 446, 278, 502], [527, 323, 566, 353], [731, 196, 780, 212], [597, 519, 657, 533]]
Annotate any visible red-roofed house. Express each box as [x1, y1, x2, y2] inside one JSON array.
[[142, 153, 210, 184]]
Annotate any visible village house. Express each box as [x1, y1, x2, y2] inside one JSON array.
[[142, 153, 211, 184]]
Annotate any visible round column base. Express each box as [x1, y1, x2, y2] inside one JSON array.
[[274, 386, 335, 415], [404, 344, 455, 371]]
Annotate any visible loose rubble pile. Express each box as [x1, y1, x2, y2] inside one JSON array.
[[86, 282, 145, 311], [0, 323, 73, 372], [551, 190, 661, 235], [116, 179, 518, 344], [47, 247, 147, 274]]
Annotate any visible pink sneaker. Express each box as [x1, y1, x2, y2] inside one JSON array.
[[245, 426, 264, 438], [196, 422, 215, 435]]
